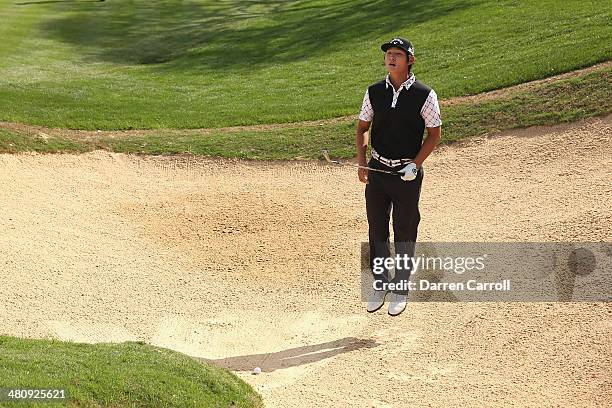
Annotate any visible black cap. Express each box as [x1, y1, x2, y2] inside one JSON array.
[[381, 37, 414, 56]]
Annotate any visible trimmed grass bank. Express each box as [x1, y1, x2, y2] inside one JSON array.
[[1, 64, 610, 159], [0, 335, 263, 408]]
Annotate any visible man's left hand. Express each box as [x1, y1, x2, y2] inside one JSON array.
[[399, 163, 418, 181]]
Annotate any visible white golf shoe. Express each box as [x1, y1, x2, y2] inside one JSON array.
[[366, 290, 387, 313], [387, 293, 407, 316]]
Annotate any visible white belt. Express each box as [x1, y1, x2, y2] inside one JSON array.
[[371, 149, 413, 167]]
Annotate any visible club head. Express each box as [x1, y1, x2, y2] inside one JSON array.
[[321, 149, 332, 163]]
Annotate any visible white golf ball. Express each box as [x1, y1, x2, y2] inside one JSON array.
[[252, 367, 262, 375]]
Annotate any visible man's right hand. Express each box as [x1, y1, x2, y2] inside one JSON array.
[[358, 167, 368, 183]]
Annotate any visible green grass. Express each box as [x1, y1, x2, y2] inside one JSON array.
[[441, 65, 612, 143], [0, 335, 262, 408], [0, 127, 90, 154], [2, 65, 609, 158], [0, 0, 610, 130]]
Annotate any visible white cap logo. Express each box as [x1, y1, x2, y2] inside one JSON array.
[[391, 38, 403, 44]]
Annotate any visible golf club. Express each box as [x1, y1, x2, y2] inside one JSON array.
[[322, 150, 404, 176]]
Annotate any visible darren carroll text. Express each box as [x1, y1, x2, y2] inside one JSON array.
[[420, 279, 511, 291], [373, 279, 512, 291]]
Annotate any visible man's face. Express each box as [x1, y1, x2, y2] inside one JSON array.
[[384, 47, 410, 73]]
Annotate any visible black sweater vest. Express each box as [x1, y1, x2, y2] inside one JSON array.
[[368, 79, 431, 163]]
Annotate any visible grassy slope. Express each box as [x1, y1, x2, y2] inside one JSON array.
[[2, 64, 609, 158], [0, 0, 610, 129], [0, 335, 262, 408]]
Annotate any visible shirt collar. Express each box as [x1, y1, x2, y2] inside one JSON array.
[[385, 73, 415, 92]]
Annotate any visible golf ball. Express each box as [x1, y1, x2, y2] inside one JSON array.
[[252, 367, 262, 375]]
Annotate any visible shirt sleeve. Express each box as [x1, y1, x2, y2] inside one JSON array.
[[421, 89, 442, 128], [358, 89, 374, 122]]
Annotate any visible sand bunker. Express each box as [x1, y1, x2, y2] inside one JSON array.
[[1, 116, 610, 407]]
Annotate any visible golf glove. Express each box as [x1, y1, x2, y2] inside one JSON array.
[[399, 163, 418, 181]]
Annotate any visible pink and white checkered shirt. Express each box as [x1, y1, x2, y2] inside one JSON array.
[[358, 73, 442, 128]]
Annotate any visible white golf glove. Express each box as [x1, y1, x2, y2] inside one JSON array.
[[399, 163, 418, 181]]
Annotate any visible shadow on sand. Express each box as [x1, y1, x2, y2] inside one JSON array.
[[199, 336, 380, 373]]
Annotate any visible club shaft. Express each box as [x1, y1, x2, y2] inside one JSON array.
[[322, 150, 402, 175], [333, 161, 400, 175]]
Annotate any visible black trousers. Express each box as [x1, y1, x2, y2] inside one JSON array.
[[365, 166, 423, 294]]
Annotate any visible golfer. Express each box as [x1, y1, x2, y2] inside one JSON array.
[[357, 37, 442, 316]]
